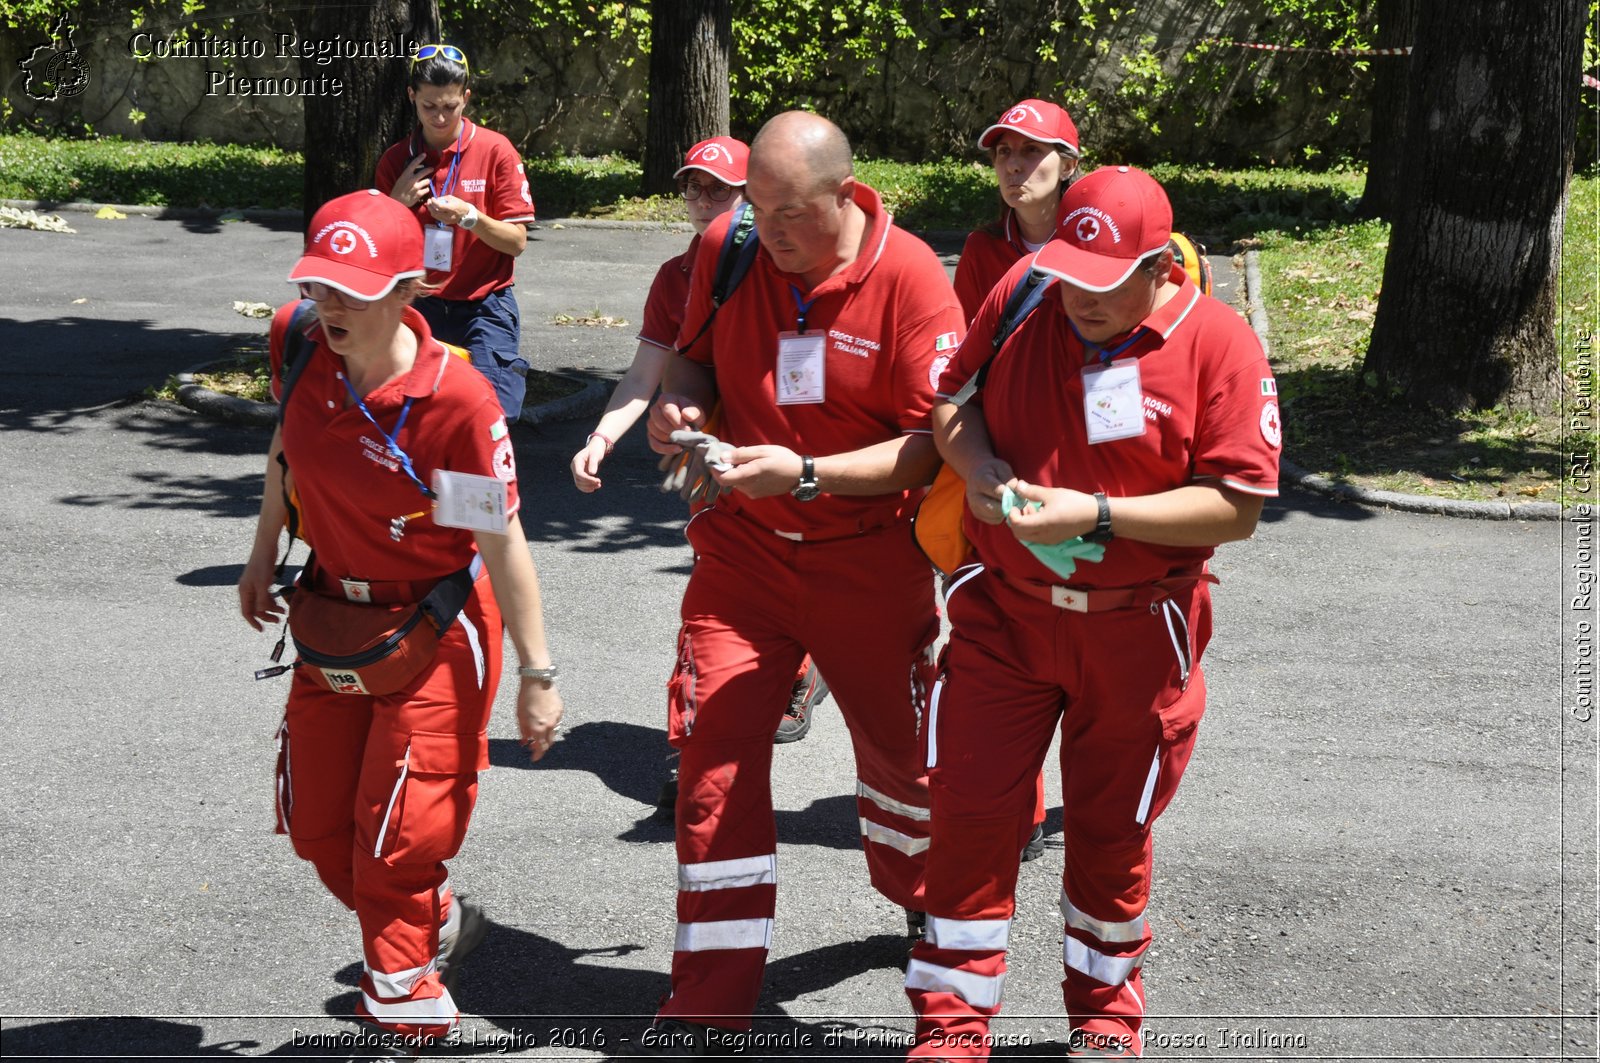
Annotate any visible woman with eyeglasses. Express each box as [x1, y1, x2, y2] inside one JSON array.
[[375, 43, 537, 422], [570, 136, 749, 492], [952, 99, 1082, 321], [237, 189, 562, 1045]]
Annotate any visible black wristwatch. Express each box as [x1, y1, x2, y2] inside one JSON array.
[[1083, 491, 1114, 543], [792, 455, 821, 502]]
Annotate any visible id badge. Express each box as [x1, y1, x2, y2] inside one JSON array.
[[1082, 357, 1146, 443], [424, 226, 454, 272], [775, 331, 826, 405], [430, 469, 509, 533]]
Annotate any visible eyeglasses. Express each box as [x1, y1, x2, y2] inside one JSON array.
[[298, 281, 375, 311], [413, 44, 469, 70], [678, 176, 736, 202]]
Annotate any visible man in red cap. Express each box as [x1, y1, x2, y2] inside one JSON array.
[[905, 166, 1281, 1058], [631, 110, 964, 1053]]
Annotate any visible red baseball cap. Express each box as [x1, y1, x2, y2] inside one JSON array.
[[287, 189, 425, 300], [673, 136, 749, 186], [977, 99, 1080, 156], [1032, 166, 1173, 292]]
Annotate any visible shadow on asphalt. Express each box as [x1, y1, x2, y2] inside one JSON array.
[[0, 1017, 259, 1058], [1259, 481, 1375, 524], [489, 725, 867, 855], [0, 317, 267, 416]]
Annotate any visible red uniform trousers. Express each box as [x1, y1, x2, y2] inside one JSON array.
[[907, 565, 1209, 1058], [660, 506, 939, 1030], [274, 572, 501, 1040]]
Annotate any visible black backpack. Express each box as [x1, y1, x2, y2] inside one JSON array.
[[675, 202, 762, 356]]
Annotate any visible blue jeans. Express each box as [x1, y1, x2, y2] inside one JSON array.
[[416, 287, 527, 420]]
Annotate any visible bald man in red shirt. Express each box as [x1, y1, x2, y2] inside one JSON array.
[[630, 111, 965, 1053]]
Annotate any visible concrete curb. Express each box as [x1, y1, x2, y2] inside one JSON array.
[[2, 198, 694, 231], [172, 358, 611, 428], [1242, 250, 1566, 521]]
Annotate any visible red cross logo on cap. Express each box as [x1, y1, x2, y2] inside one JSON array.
[[328, 229, 357, 256], [1075, 217, 1101, 243]]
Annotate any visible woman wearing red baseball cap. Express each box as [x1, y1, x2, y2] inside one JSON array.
[[953, 98, 1083, 320], [238, 188, 562, 1045], [570, 135, 750, 493]]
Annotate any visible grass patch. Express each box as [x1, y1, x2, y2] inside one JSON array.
[[1257, 177, 1598, 503], [0, 132, 301, 208]]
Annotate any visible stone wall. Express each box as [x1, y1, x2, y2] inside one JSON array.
[[3, 1, 1375, 166]]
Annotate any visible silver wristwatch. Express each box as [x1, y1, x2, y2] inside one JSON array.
[[516, 664, 559, 684]]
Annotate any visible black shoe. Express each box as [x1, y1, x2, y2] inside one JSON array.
[[436, 896, 488, 996], [1020, 823, 1046, 863], [657, 751, 680, 813], [774, 662, 828, 744], [905, 907, 927, 948], [627, 1019, 722, 1056]]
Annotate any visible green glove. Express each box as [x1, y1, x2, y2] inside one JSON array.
[[1001, 485, 1106, 579]]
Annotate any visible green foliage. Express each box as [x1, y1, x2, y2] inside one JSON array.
[[854, 158, 994, 230], [523, 154, 644, 218], [1, 0, 57, 32], [0, 132, 301, 207], [728, 1, 928, 118], [1146, 163, 1364, 242]]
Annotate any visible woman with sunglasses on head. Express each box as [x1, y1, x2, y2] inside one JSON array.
[[237, 189, 562, 1046], [952, 99, 1082, 321], [376, 44, 537, 422]]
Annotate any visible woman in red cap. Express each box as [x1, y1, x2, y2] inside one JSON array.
[[376, 44, 538, 422], [570, 136, 750, 492], [948, 99, 1082, 864], [953, 99, 1082, 320], [237, 188, 562, 1046]]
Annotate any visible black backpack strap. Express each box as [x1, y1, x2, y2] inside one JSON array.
[[274, 298, 317, 562], [417, 554, 485, 633], [946, 269, 1055, 407], [677, 203, 760, 357], [276, 298, 319, 427]]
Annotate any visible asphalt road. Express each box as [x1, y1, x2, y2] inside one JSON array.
[[0, 210, 1593, 1061]]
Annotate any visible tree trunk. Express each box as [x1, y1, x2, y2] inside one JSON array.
[[1357, 0, 1420, 220], [300, 0, 441, 227], [642, 0, 731, 196], [1363, 0, 1583, 412]]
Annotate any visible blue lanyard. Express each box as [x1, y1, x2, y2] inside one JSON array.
[[1069, 320, 1149, 365], [340, 376, 436, 499], [790, 286, 818, 334], [421, 122, 468, 228]]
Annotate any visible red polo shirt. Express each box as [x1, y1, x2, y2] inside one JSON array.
[[676, 182, 965, 539], [939, 259, 1280, 588], [374, 119, 537, 302], [269, 302, 520, 581], [638, 235, 700, 351], [952, 210, 1031, 321]]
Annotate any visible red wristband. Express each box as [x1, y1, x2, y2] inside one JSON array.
[[586, 431, 615, 454]]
